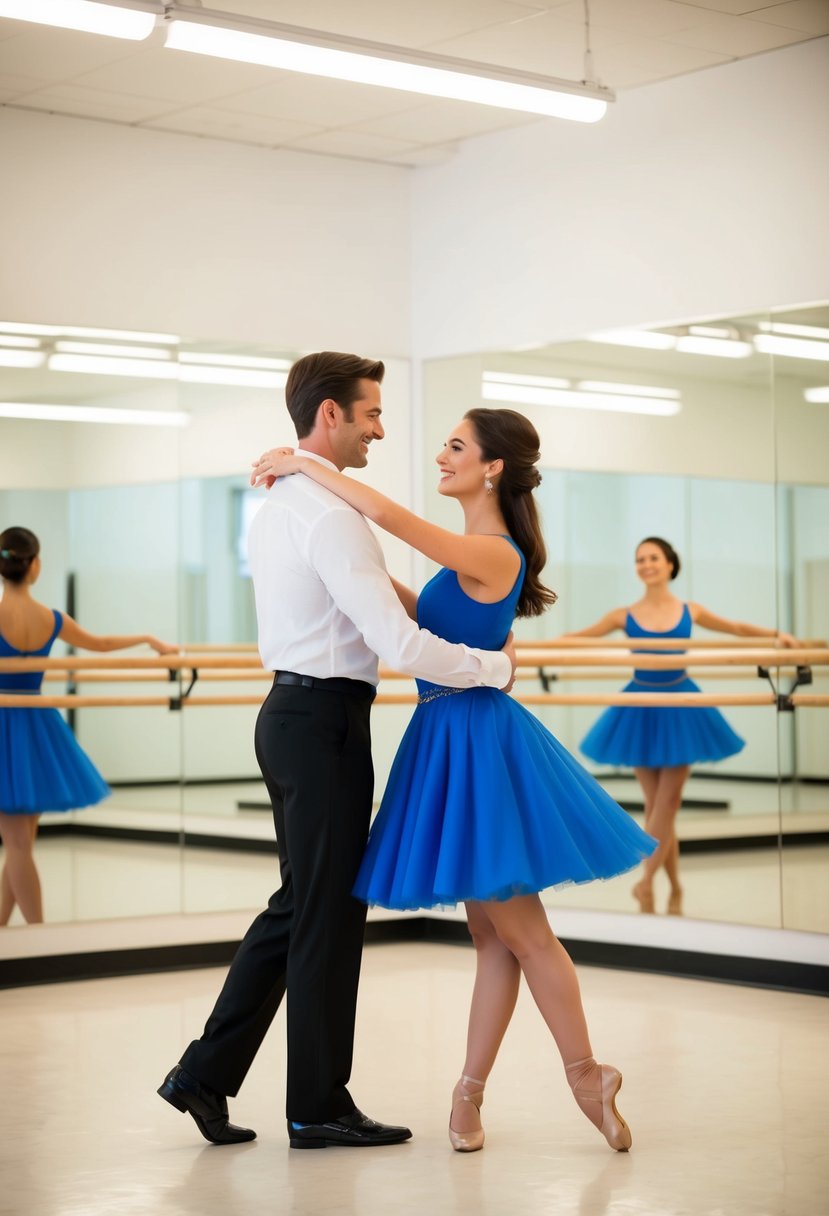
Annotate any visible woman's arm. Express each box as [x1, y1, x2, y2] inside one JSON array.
[[252, 449, 520, 594], [556, 608, 628, 638], [59, 615, 178, 655], [390, 577, 418, 621], [689, 603, 797, 647]]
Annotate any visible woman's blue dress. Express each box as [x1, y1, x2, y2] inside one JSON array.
[[354, 542, 656, 910], [580, 604, 745, 769], [0, 610, 110, 814]]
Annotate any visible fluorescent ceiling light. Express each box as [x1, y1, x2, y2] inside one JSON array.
[[179, 365, 288, 388], [0, 402, 189, 427], [804, 387, 829, 404], [688, 325, 732, 339], [54, 341, 174, 360], [0, 335, 41, 349], [49, 353, 179, 380], [482, 381, 680, 417], [759, 321, 829, 341], [178, 352, 292, 371], [0, 350, 46, 369], [0, 321, 179, 343], [483, 371, 571, 390], [587, 330, 677, 351], [576, 380, 680, 400], [754, 334, 829, 362], [675, 335, 752, 358], [0, 0, 157, 39], [164, 15, 610, 122]]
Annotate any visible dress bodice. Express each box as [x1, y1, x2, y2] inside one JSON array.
[[416, 538, 525, 696], [626, 603, 690, 685], [0, 609, 62, 692]]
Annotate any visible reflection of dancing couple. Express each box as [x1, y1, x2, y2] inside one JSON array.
[[158, 350, 651, 1155]]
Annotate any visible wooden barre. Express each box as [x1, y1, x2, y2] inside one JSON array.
[[518, 637, 825, 649]]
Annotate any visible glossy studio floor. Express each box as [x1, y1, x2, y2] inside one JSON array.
[[1, 940, 826, 1216]]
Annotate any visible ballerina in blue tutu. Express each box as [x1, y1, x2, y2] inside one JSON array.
[[253, 409, 656, 1156], [568, 536, 796, 917], [0, 526, 176, 925]]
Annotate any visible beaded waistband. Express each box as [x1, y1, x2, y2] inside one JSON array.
[[631, 673, 689, 688], [417, 686, 470, 705]]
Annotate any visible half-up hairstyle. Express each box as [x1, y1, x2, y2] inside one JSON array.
[[465, 408, 557, 618], [638, 536, 681, 580], [0, 526, 40, 584]]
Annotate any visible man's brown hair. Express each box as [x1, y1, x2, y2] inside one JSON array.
[[285, 351, 385, 439]]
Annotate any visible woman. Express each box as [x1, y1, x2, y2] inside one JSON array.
[[568, 536, 796, 916], [0, 526, 176, 925], [252, 409, 655, 1155]]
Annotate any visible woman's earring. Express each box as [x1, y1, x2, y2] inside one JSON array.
[[484, 477, 494, 495]]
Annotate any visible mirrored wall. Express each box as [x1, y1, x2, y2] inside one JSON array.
[[0, 306, 826, 943]]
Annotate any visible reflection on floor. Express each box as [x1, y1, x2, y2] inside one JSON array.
[[1, 945, 826, 1216]]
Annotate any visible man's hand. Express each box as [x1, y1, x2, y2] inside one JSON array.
[[250, 447, 299, 489], [501, 631, 517, 694]]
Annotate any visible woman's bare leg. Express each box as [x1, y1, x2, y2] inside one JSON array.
[[637, 765, 690, 903], [0, 813, 43, 924], [632, 767, 660, 910], [450, 900, 522, 1136]]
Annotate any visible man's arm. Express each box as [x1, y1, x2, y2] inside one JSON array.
[[310, 507, 513, 689]]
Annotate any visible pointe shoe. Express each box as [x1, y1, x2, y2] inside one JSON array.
[[667, 888, 684, 916], [632, 881, 655, 914], [448, 1074, 485, 1153], [565, 1057, 632, 1152]]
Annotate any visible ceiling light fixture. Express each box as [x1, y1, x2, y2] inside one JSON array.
[[675, 335, 752, 358], [803, 387, 829, 403], [163, 10, 612, 122], [576, 380, 680, 400], [587, 330, 677, 351], [0, 350, 47, 369], [0, 0, 158, 39], [0, 402, 189, 427], [754, 334, 829, 362], [54, 340, 175, 360], [46, 351, 287, 388], [482, 378, 680, 417], [759, 321, 829, 341], [178, 352, 292, 371], [0, 321, 180, 343], [483, 371, 571, 390]]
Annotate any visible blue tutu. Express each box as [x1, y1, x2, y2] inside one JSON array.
[[0, 610, 110, 815], [354, 541, 655, 911], [580, 605, 744, 769]]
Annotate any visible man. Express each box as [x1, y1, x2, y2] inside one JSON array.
[[158, 352, 514, 1149]]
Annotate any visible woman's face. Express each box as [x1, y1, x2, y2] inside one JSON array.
[[635, 542, 673, 586], [435, 419, 489, 498]]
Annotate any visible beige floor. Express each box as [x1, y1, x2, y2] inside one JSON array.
[[1, 943, 826, 1216]]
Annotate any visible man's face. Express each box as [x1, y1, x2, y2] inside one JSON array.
[[331, 378, 384, 469]]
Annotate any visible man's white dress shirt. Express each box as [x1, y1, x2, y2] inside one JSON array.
[[248, 451, 511, 689]]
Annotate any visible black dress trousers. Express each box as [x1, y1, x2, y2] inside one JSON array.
[[180, 676, 375, 1122]]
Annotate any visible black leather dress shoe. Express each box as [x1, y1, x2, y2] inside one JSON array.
[[288, 1108, 412, 1149], [158, 1065, 256, 1145]]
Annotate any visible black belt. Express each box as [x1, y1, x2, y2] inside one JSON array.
[[273, 671, 375, 699]]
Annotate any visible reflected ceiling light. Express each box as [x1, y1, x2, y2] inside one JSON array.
[[688, 325, 733, 339], [54, 340, 175, 360], [759, 321, 829, 341], [49, 353, 179, 380], [0, 350, 46, 369], [179, 365, 287, 388], [0, 321, 180, 343], [482, 379, 680, 417], [0, 402, 189, 427], [754, 334, 829, 362], [576, 380, 680, 399], [483, 371, 571, 389], [164, 12, 611, 122], [0, 0, 158, 39], [178, 352, 292, 371], [804, 387, 829, 404], [587, 330, 676, 351], [0, 335, 41, 349], [675, 335, 751, 358]]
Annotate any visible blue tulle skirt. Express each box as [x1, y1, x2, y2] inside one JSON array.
[[0, 706, 110, 814], [354, 687, 656, 911], [580, 676, 745, 769]]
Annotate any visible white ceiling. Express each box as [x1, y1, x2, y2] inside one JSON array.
[[1, 0, 827, 166]]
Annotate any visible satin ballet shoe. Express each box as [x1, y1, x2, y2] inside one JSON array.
[[565, 1057, 632, 1152], [448, 1074, 485, 1153], [667, 888, 684, 916], [632, 881, 655, 914]]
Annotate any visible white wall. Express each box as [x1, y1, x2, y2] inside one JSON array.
[[0, 108, 411, 355], [410, 38, 829, 359]]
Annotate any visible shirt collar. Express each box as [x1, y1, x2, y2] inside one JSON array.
[[296, 448, 339, 474]]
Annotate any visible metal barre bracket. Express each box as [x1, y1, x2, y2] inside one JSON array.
[[757, 663, 813, 712], [169, 666, 199, 711]]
